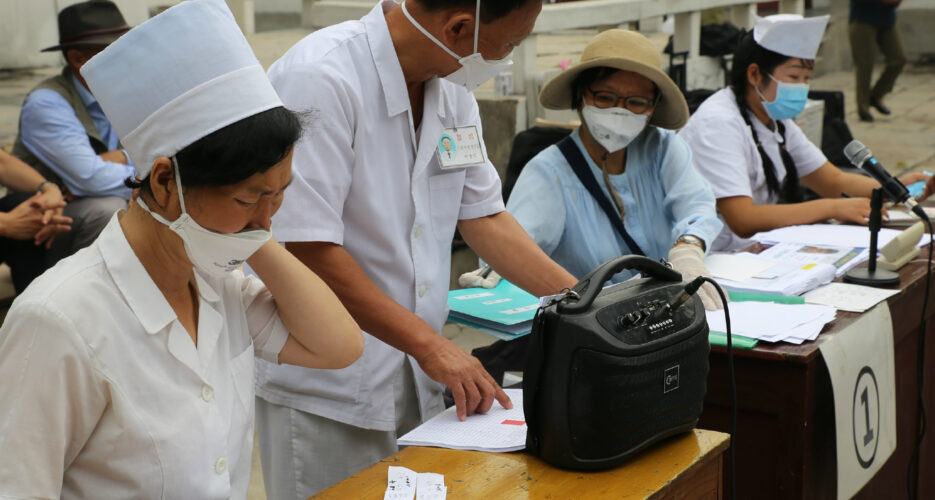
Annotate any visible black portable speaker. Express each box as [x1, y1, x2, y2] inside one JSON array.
[[524, 255, 710, 470]]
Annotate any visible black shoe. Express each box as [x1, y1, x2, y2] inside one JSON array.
[[859, 110, 874, 122], [870, 97, 891, 115]]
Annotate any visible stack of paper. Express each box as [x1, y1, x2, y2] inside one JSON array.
[[706, 302, 836, 344], [705, 252, 837, 296], [756, 242, 867, 278], [397, 389, 526, 452], [448, 280, 538, 340]]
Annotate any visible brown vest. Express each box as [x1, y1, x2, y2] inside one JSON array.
[[11, 67, 109, 187]]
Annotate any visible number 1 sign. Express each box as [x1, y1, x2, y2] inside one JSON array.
[[819, 304, 897, 500]]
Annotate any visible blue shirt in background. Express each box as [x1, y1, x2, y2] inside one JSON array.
[[19, 74, 134, 199], [506, 127, 722, 283]]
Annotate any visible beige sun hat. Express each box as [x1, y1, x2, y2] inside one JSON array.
[[539, 29, 689, 130]]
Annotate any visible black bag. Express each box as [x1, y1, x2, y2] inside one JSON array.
[[502, 126, 573, 203], [663, 22, 743, 57], [807, 90, 856, 169], [524, 256, 710, 470]]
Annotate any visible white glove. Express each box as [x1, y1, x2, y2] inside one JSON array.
[[458, 266, 502, 289], [667, 244, 725, 311]]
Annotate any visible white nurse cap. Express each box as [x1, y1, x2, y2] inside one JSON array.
[[81, 0, 282, 178], [753, 14, 830, 60]]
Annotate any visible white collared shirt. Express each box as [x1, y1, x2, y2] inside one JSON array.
[[0, 214, 289, 500], [678, 88, 826, 251], [260, 1, 504, 431]]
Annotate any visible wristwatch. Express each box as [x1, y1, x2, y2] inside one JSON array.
[[676, 234, 706, 251]]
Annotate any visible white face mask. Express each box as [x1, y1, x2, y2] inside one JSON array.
[[581, 105, 649, 153], [137, 158, 271, 278], [401, 0, 514, 91]]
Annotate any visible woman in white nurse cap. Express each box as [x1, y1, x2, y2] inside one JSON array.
[[679, 14, 931, 252], [0, 1, 362, 498]]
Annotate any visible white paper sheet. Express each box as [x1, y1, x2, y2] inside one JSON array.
[[707, 302, 836, 343], [802, 282, 900, 313], [751, 224, 921, 250], [397, 389, 526, 452], [818, 304, 896, 499], [705, 253, 776, 282], [415, 472, 447, 500], [385, 466, 417, 500], [385, 468, 447, 500]]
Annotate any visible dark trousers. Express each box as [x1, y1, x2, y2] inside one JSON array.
[[849, 21, 906, 114], [0, 192, 53, 294]]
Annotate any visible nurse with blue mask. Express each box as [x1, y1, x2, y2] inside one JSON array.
[[680, 14, 932, 252]]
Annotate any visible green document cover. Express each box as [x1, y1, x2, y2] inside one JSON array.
[[448, 280, 538, 336]]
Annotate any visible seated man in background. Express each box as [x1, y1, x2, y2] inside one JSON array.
[[12, 1, 133, 263], [0, 150, 71, 293]]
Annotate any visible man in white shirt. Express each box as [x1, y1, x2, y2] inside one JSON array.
[[258, 0, 576, 497]]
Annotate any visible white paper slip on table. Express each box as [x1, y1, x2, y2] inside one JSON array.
[[397, 389, 526, 452]]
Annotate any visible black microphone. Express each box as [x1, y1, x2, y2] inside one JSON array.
[[844, 139, 928, 220]]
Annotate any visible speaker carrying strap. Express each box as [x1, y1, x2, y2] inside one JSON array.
[[556, 137, 646, 257]]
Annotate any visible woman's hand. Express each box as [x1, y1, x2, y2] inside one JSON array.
[[830, 197, 874, 224], [906, 172, 935, 201], [667, 243, 724, 310]]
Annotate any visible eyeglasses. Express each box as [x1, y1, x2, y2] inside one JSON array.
[[587, 87, 656, 113]]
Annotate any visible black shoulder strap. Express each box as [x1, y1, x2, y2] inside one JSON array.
[[556, 136, 646, 256]]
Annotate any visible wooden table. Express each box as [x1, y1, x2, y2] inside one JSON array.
[[312, 429, 730, 499], [701, 243, 935, 498]]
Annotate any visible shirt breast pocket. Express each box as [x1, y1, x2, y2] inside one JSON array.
[[428, 172, 466, 242]]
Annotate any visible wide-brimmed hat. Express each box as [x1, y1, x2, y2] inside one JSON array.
[[41, 1, 130, 53], [539, 29, 689, 130]]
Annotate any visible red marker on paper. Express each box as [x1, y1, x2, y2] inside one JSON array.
[[501, 419, 525, 426]]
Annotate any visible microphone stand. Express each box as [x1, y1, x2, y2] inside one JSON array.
[[844, 188, 900, 287]]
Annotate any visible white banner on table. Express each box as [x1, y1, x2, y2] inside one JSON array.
[[818, 303, 896, 500]]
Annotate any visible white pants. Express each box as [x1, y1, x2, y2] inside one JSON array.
[[255, 360, 426, 500]]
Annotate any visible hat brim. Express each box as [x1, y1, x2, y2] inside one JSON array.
[[41, 32, 127, 53], [539, 57, 689, 130]]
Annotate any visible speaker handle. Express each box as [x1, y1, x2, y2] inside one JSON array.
[[558, 255, 682, 314]]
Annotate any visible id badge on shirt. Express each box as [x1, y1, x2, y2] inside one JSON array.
[[436, 126, 485, 169]]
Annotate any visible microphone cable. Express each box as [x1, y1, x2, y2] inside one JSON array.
[[673, 276, 736, 500], [908, 215, 933, 500]]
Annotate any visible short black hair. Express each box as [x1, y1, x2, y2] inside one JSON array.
[[571, 67, 660, 109], [417, 0, 534, 24], [128, 106, 301, 195]]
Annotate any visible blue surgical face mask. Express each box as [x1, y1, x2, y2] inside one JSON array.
[[756, 74, 809, 121]]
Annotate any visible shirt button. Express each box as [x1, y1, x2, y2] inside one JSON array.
[[215, 457, 228, 474], [201, 385, 214, 402], [414, 225, 423, 238], [419, 285, 426, 298]]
